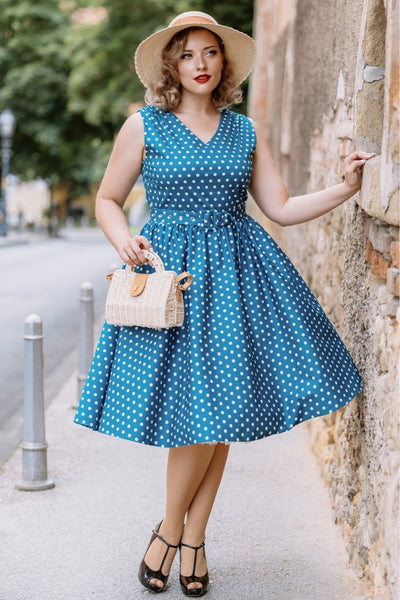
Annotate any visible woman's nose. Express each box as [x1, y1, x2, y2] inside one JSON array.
[[196, 56, 206, 70]]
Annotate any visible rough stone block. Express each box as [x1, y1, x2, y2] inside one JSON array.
[[363, 0, 386, 64], [367, 219, 394, 256], [387, 296, 400, 318], [377, 284, 393, 306], [358, 157, 400, 225], [355, 80, 385, 148], [390, 240, 400, 268], [368, 219, 382, 251], [377, 283, 400, 317], [387, 268, 400, 297], [370, 249, 391, 279], [368, 221, 393, 256], [382, 233, 395, 260], [365, 240, 374, 263]]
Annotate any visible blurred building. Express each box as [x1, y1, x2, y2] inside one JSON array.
[[249, 1, 399, 598], [7, 178, 50, 230], [66, 176, 147, 227], [71, 6, 108, 26]]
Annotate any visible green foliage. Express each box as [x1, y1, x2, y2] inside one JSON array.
[[189, 0, 254, 35], [0, 0, 99, 193], [67, 0, 183, 131], [0, 1, 65, 178]]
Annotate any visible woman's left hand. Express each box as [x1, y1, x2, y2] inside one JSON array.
[[343, 151, 376, 192]]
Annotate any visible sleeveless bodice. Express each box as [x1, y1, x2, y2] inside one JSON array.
[[139, 105, 256, 213]]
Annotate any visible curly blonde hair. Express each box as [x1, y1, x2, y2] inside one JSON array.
[[144, 27, 243, 110]]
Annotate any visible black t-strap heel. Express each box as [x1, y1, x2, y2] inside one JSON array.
[[138, 522, 180, 593], [179, 540, 209, 597]]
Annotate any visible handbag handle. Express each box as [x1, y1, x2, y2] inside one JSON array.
[[175, 271, 193, 290], [124, 249, 165, 273], [142, 249, 165, 272], [125, 250, 193, 289]]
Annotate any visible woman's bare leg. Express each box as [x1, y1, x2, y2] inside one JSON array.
[[180, 443, 230, 590], [143, 443, 218, 589]]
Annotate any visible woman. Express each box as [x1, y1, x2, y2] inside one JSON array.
[[74, 11, 375, 597]]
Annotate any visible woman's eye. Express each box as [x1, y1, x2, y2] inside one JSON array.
[[181, 53, 192, 59], [206, 49, 217, 56]]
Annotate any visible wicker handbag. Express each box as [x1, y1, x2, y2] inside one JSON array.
[[105, 249, 193, 329]]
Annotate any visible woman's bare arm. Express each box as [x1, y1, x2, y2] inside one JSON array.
[[95, 112, 152, 265], [249, 121, 375, 226]]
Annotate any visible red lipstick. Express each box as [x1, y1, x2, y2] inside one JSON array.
[[194, 75, 211, 83]]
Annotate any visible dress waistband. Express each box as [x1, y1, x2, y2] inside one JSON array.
[[149, 207, 247, 229]]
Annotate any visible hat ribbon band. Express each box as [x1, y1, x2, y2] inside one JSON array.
[[171, 16, 216, 27]]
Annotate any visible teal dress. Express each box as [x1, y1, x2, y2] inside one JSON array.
[[73, 105, 362, 447]]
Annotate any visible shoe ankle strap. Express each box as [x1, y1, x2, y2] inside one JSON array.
[[180, 540, 205, 551], [152, 527, 180, 550]]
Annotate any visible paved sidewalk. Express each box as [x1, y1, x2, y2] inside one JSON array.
[[0, 231, 36, 247], [0, 373, 369, 600], [0, 226, 106, 249]]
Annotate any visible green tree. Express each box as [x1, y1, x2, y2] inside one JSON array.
[[195, 0, 253, 36], [0, 0, 103, 196], [67, 0, 184, 131], [0, 0, 67, 180]]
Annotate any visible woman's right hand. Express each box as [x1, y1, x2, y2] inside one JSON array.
[[117, 235, 153, 265]]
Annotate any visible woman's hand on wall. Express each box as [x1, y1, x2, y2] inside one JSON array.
[[250, 121, 378, 226], [343, 151, 376, 193]]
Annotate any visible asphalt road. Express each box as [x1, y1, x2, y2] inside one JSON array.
[[0, 228, 118, 463]]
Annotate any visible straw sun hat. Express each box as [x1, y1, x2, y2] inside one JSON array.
[[134, 11, 256, 89]]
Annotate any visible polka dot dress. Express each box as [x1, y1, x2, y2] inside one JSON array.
[[73, 105, 362, 447]]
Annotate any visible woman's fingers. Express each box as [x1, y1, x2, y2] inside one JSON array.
[[343, 151, 376, 191], [119, 248, 132, 264], [345, 151, 375, 166], [119, 235, 152, 265], [131, 235, 153, 263], [135, 235, 153, 251], [346, 158, 369, 171]]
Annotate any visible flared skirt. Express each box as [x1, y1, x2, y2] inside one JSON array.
[[73, 212, 362, 447]]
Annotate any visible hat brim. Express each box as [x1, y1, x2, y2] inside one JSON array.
[[134, 22, 256, 89]]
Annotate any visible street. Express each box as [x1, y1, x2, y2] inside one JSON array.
[[0, 228, 118, 464]]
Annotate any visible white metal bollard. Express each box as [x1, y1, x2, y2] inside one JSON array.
[[75, 282, 94, 407], [16, 314, 55, 491]]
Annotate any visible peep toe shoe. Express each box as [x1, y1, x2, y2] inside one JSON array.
[[179, 540, 209, 597], [138, 522, 180, 593]]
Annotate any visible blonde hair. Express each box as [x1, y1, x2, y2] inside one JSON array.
[[144, 27, 243, 110]]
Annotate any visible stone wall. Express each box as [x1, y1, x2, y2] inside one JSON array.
[[248, 1, 399, 598]]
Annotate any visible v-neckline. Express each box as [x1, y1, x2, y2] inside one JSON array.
[[170, 109, 225, 146]]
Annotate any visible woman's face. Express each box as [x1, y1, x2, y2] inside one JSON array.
[[175, 29, 224, 97]]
